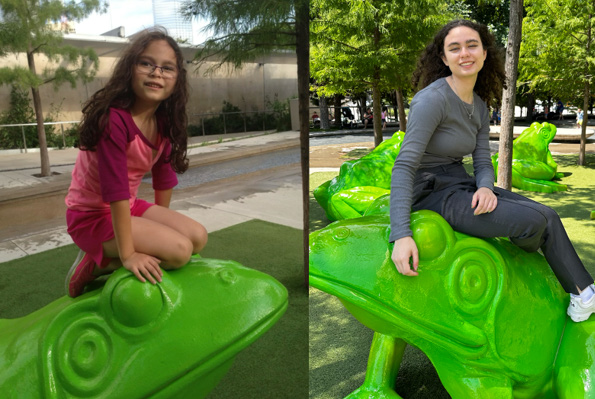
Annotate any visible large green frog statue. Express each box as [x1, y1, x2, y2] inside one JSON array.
[[313, 132, 404, 221], [309, 211, 595, 398], [492, 122, 567, 193], [0, 257, 288, 399]]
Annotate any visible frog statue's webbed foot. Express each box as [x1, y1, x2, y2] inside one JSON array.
[[327, 186, 390, 221], [512, 171, 567, 193], [345, 332, 406, 399]]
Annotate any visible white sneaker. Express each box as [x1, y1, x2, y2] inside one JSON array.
[[567, 287, 595, 322]]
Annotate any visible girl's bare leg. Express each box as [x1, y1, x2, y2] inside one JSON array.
[[101, 207, 207, 272]]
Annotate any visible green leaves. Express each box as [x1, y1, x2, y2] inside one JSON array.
[[310, 0, 451, 96], [520, 0, 595, 100], [182, 0, 296, 70]]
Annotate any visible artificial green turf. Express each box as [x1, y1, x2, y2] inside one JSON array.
[[0, 219, 307, 399], [309, 154, 595, 398]]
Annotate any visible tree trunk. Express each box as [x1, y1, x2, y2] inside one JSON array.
[[334, 93, 342, 129], [396, 88, 407, 132], [497, 0, 523, 190], [319, 95, 330, 130], [26, 48, 50, 177], [526, 92, 535, 123], [372, 82, 382, 147], [580, 80, 589, 166], [295, 0, 309, 285], [372, 24, 382, 147]]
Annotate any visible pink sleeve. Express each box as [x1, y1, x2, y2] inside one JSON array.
[[97, 112, 133, 203], [151, 139, 178, 190]]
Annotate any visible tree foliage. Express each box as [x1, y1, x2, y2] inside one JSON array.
[[0, 0, 105, 89], [520, 0, 595, 99], [182, 0, 296, 69], [520, 0, 595, 164], [0, 0, 106, 176], [310, 0, 451, 145]]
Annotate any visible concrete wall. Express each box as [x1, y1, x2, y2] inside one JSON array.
[[0, 34, 298, 127]]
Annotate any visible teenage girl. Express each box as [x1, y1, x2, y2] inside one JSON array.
[[389, 19, 595, 322], [65, 29, 208, 297]]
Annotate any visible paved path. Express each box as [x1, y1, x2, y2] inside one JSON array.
[[0, 131, 303, 263]]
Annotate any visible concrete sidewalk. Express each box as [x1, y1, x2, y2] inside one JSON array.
[[0, 130, 303, 263]]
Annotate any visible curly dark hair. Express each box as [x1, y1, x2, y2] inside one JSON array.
[[411, 19, 506, 108], [78, 27, 189, 173]]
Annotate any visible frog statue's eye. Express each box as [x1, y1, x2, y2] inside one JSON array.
[[110, 277, 164, 328], [447, 246, 500, 316], [98, 269, 177, 337], [539, 125, 555, 142]]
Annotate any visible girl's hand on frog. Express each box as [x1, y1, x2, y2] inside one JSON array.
[[472, 187, 498, 215], [391, 236, 419, 276], [122, 252, 163, 284]]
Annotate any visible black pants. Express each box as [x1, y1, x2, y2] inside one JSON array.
[[412, 163, 593, 294]]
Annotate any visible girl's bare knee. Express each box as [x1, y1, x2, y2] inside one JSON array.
[[192, 224, 208, 253], [164, 238, 193, 269]]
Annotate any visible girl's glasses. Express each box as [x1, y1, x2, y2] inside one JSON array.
[[136, 61, 177, 79]]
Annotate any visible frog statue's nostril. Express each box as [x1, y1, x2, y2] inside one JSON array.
[[218, 269, 237, 285]]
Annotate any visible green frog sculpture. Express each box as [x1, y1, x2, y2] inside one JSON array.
[[492, 122, 567, 193], [0, 257, 288, 398], [313, 131, 404, 221], [309, 210, 595, 398]]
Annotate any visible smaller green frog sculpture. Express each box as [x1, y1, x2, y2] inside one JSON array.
[[310, 211, 595, 398], [313, 132, 404, 221], [0, 257, 288, 398], [492, 122, 567, 193]]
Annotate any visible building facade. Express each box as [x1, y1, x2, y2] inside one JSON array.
[[0, 33, 298, 128]]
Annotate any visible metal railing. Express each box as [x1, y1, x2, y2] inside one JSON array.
[[191, 109, 287, 136], [0, 121, 79, 153], [309, 105, 399, 128]]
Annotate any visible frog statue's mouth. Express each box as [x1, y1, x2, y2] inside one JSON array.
[[149, 292, 288, 398], [310, 272, 489, 359]]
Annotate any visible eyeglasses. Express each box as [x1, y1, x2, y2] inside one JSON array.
[[136, 60, 177, 79]]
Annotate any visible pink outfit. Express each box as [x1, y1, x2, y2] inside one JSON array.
[[65, 108, 178, 265]]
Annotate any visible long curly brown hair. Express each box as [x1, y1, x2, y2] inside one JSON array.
[[411, 19, 506, 108], [79, 28, 189, 173]]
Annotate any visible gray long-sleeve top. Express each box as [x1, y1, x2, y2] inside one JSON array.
[[389, 77, 494, 242]]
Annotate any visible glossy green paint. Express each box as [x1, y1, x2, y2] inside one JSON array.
[[313, 131, 404, 221], [492, 122, 567, 193], [309, 210, 595, 398], [0, 257, 288, 399]]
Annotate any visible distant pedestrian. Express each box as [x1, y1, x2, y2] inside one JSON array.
[[557, 100, 564, 120], [381, 107, 388, 129], [577, 108, 584, 128], [363, 108, 373, 128], [64, 29, 208, 297]]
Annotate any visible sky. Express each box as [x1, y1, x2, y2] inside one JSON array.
[[74, 0, 210, 44]]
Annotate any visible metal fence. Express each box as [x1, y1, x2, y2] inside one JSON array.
[[0, 121, 79, 153], [1, 108, 290, 152]]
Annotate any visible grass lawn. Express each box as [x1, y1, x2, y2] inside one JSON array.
[[309, 154, 595, 398]]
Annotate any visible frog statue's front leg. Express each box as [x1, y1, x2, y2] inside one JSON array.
[[345, 332, 407, 399], [327, 186, 390, 221]]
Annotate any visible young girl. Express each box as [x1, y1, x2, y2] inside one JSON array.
[[65, 29, 208, 297], [389, 19, 595, 322]]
